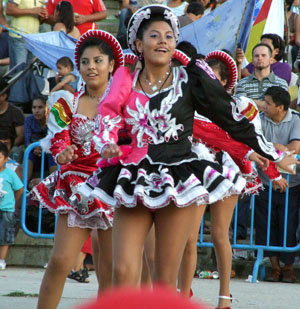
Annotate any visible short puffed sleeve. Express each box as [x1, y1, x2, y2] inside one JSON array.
[[40, 90, 74, 157]]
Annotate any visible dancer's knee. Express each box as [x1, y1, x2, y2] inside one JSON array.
[[48, 252, 74, 275], [211, 228, 229, 247], [113, 260, 138, 285]]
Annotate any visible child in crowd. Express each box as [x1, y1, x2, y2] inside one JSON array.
[[0, 133, 23, 236], [50, 57, 78, 94], [0, 133, 22, 179], [0, 142, 23, 270], [291, 0, 300, 14], [24, 96, 56, 187]]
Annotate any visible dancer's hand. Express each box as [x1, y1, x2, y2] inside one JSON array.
[[273, 143, 288, 153], [101, 143, 122, 158], [249, 152, 269, 170], [57, 145, 78, 164], [272, 178, 289, 193], [276, 151, 299, 174]]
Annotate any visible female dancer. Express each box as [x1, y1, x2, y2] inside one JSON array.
[[178, 50, 290, 303], [80, 5, 297, 309], [33, 30, 124, 309], [53, 1, 81, 40]]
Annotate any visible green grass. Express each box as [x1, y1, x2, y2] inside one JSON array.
[[4, 291, 39, 297]]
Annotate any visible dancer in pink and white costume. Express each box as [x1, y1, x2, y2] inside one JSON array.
[[34, 30, 124, 309]]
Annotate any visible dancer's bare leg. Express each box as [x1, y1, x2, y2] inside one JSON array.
[[97, 227, 113, 292], [141, 251, 152, 286], [91, 230, 100, 283], [141, 224, 155, 286], [72, 252, 87, 271], [37, 215, 90, 309], [178, 205, 206, 297], [154, 203, 197, 288], [210, 195, 238, 309], [112, 204, 153, 287]]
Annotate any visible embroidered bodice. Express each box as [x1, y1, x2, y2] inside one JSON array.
[[70, 115, 95, 156], [93, 60, 283, 166], [41, 89, 98, 162]]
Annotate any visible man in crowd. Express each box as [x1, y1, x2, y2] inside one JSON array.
[[47, 0, 107, 35], [117, 0, 163, 46], [0, 1, 10, 77], [178, 2, 204, 28], [6, 0, 48, 110], [255, 86, 300, 283], [236, 43, 288, 111], [0, 78, 24, 153]]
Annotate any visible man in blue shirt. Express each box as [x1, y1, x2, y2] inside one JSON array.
[[255, 86, 300, 283]]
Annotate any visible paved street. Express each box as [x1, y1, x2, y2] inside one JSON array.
[[0, 267, 299, 308]]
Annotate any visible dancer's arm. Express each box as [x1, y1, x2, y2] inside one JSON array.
[[93, 67, 133, 157], [187, 59, 283, 162], [40, 91, 74, 162]]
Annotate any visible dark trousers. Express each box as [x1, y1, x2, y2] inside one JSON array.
[[254, 185, 300, 265]]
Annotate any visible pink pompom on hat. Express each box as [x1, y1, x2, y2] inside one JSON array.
[[74, 30, 124, 73], [205, 50, 238, 91]]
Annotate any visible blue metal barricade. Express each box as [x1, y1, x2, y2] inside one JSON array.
[[21, 142, 57, 239], [20, 143, 300, 282], [198, 155, 300, 283]]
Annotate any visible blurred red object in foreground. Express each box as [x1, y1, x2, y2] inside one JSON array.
[[77, 285, 209, 309]]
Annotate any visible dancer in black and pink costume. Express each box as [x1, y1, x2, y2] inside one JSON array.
[[80, 5, 298, 309]]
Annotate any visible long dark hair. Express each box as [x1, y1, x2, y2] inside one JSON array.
[[77, 37, 114, 68], [55, 1, 75, 33]]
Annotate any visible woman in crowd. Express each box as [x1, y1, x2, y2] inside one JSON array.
[[80, 5, 297, 309], [53, 1, 81, 40], [33, 30, 124, 309], [25, 96, 57, 185]]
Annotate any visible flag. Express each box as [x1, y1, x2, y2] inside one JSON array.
[[244, 0, 276, 62], [23, 31, 77, 73], [179, 0, 256, 55], [263, 0, 284, 38]]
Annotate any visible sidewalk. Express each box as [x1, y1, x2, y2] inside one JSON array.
[[0, 267, 299, 309]]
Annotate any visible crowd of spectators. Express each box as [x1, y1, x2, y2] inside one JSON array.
[[0, 0, 299, 283]]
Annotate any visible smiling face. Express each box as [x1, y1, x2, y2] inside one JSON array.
[[136, 21, 176, 68], [79, 46, 114, 89]]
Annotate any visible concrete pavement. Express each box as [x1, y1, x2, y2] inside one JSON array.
[[0, 267, 299, 309]]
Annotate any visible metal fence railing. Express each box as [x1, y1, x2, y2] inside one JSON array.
[[21, 142, 57, 239], [20, 143, 300, 282]]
